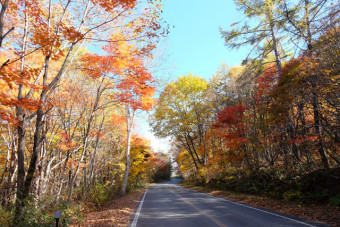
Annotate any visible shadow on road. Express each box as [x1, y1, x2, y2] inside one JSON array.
[[158, 178, 182, 185]]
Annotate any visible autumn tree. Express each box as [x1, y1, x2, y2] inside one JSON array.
[[151, 152, 171, 182], [150, 74, 213, 171], [118, 66, 156, 197], [0, 0, 166, 223], [279, 0, 337, 168]]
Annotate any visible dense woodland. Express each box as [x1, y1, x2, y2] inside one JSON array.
[[151, 0, 339, 206], [0, 0, 171, 225]]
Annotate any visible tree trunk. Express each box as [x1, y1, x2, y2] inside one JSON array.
[[88, 115, 105, 188], [297, 102, 312, 168], [67, 79, 104, 202], [21, 52, 50, 204], [14, 8, 29, 223], [121, 108, 135, 197], [311, 81, 329, 168], [178, 136, 199, 171], [267, 8, 282, 79], [0, 0, 10, 47], [287, 119, 300, 162]]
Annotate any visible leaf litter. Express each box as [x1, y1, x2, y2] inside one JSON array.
[[71, 187, 147, 227]]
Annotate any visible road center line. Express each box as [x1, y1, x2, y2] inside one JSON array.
[[184, 187, 317, 227], [168, 188, 227, 227], [131, 189, 148, 227]]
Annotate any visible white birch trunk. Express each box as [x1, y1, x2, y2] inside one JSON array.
[[120, 107, 135, 197]]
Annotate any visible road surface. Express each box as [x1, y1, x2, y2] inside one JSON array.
[[130, 179, 327, 227]]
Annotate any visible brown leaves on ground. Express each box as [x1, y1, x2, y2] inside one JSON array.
[[181, 184, 340, 227], [71, 188, 147, 227]]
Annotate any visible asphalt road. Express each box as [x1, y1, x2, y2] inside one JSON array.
[[130, 179, 328, 227]]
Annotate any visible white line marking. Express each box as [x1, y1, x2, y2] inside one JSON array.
[[131, 189, 148, 227], [181, 186, 317, 227]]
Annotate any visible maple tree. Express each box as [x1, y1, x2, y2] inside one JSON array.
[[0, 0, 167, 224], [81, 32, 158, 197], [117, 58, 156, 197]]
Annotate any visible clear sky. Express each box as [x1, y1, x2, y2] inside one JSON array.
[[137, 0, 249, 153], [160, 0, 249, 80]]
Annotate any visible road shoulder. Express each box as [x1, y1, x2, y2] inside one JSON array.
[[71, 187, 148, 227]]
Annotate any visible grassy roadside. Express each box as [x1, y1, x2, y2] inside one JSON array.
[[70, 186, 150, 227], [180, 182, 340, 227]]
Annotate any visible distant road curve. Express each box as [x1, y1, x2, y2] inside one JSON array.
[[130, 179, 328, 227]]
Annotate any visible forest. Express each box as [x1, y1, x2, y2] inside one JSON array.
[[0, 0, 171, 226], [0, 0, 339, 226], [150, 0, 340, 212]]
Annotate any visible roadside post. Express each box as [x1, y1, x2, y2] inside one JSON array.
[[54, 211, 61, 227]]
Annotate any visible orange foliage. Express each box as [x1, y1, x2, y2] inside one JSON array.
[[203, 104, 250, 166], [67, 160, 86, 169], [81, 37, 156, 112], [90, 0, 137, 11], [289, 135, 319, 144], [255, 65, 277, 102]]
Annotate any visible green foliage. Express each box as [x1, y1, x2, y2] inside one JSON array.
[[0, 205, 12, 227], [67, 203, 84, 224], [202, 169, 287, 197], [89, 182, 112, 206], [13, 198, 73, 227], [190, 168, 340, 205], [300, 192, 329, 203], [329, 194, 340, 207], [283, 190, 301, 201], [300, 168, 340, 202]]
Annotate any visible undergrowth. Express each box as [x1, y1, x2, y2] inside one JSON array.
[[186, 168, 340, 206]]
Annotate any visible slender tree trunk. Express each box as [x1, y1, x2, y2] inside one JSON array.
[[178, 137, 199, 171], [14, 7, 29, 222], [121, 108, 135, 197], [35, 137, 46, 204], [311, 81, 329, 168], [187, 133, 203, 165], [0, 0, 11, 47], [68, 137, 88, 202], [287, 116, 300, 162], [297, 102, 312, 168], [267, 9, 282, 79], [67, 79, 104, 202], [88, 115, 105, 188], [0, 131, 12, 186]]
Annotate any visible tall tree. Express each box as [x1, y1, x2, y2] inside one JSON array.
[[117, 58, 156, 197], [150, 74, 213, 171], [281, 0, 337, 168], [221, 0, 286, 78]]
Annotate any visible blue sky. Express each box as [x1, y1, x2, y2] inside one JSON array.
[[160, 0, 249, 80], [137, 0, 249, 152]]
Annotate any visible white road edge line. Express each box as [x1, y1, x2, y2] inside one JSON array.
[[131, 189, 148, 227], [183, 187, 317, 227]]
